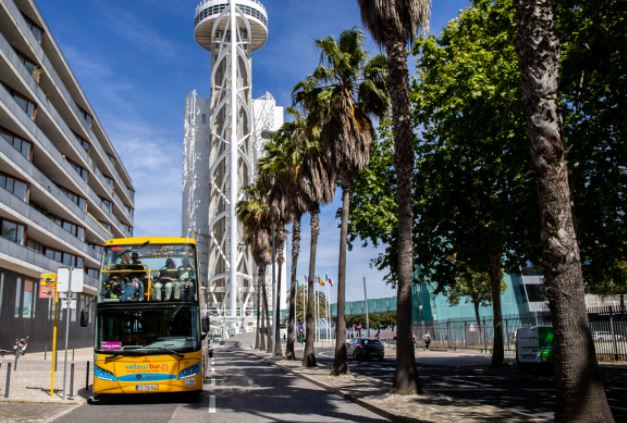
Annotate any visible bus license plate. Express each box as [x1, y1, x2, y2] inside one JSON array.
[[136, 384, 158, 391]]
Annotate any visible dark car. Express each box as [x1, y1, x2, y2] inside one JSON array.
[[347, 338, 385, 361]]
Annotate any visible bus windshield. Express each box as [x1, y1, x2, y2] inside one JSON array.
[[99, 243, 198, 303], [96, 304, 200, 353]]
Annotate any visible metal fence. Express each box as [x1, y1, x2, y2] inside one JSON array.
[[413, 306, 627, 361]]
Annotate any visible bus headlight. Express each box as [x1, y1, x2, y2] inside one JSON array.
[[178, 363, 200, 379], [94, 366, 115, 381]]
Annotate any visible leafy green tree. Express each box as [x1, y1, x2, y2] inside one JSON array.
[[412, 0, 539, 367], [356, 0, 431, 395], [514, 0, 613, 420], [555, 0, 626, 295], [444, 265, 497, 334], [300, 28, 387, 375]]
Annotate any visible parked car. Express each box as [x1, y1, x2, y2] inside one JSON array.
[[592, 331, 625, 341], [347, 338, 385, 361]]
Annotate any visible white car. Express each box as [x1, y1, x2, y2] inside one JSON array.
[[592, 331, 625, 341]]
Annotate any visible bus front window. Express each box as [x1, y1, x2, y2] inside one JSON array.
[[99, 244, 198, 303], [96, 304, 199, 353]]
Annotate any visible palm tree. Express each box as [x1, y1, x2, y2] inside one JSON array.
[[302, 29, 387, 376], [513, 1, 613, 420], [287, 100, 336, 366], [258, 114, 309, 359], [356, 0, 431, 395], [236, 184, 273, 353]]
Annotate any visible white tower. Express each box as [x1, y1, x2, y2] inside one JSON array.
[[191, 0, 268, 335]]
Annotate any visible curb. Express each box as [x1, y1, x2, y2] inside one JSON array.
[[243, 351, 422, 423], [44, 402, 83, 423]]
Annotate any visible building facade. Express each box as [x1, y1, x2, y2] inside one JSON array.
[[0, 0, 135, 351], [183, 0, 284, 336]]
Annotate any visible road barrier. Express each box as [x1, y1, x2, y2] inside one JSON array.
[[85, 361, 90, 392], [414, 306, 627, 361]]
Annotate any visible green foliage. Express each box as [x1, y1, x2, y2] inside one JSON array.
[[345, 312, 397, 329], [555, 0, 626, 294]]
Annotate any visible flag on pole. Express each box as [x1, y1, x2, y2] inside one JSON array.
[[327, 275, 334, 287], [318, 276, 325, 286], [304, 275, 308, 284]]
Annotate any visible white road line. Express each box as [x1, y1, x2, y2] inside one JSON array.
[[208, 395, 216, 413]]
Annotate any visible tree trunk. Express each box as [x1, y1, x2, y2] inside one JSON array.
[[332, 187, 350, 375], [303, 206, 319, 367], [260, 265, 272, 353], [274, 224, 286, 357], [286, 214, 301, 360], [488, 243, 504, 367], [255, 276, 260, 350], [514, 1, 613, 420], [386, 39, 421, 395], [473, 300, 481, 340], [259, 275, 266, 351]]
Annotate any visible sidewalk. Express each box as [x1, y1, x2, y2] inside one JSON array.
[[0, 348, 91, 422], [246, 348, 548, 423]]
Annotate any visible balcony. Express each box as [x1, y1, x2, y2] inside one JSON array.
[[2, 0, 134, 205], [0, 137, 111, 242], [0, 236, 98, 291], [0, 188, 99, 264]]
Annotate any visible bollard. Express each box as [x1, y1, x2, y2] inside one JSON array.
[[85, 361, 90, 392], [4, 363, 11, 398], [72, 349, 75, 362], [13, 353, 18, 371], [69, 362, 75, 399], [44, 346, 47, 361]]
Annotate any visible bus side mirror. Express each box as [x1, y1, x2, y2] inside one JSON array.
[[201, 316, 210, 334], [80, 308, 89, 327]]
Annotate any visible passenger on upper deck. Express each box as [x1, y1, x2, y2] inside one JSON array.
[[178, 257, 195, 301], [154, 258, 178, 301]]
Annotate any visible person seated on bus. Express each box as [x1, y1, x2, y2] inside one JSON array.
[[120, 276, 144, 302], [107, 275, 122, 300], [177, 257, 195, 301], [158, 258, 178, 301]]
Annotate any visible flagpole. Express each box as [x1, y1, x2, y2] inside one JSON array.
[[303, 277, 307, 336], [316, 283, 320, 343], [326, 281, 331, 346]]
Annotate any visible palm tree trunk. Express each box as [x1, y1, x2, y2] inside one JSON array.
[[303, 206, 319, 367], [488, 243, 504, 367], [473, 300, 481, 342], [274, 224, 286, 357], [386, 39, 421, 395], [332, 186, 350, 375], [255, 276, 260, 350], [286, 214, 302, 359], [260, 266, 272, 353], [514, 1, 612, 421]]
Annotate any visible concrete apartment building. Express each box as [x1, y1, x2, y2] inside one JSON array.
[[0, 0, 135, 351]]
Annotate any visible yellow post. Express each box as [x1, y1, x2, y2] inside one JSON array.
[[41, 274, 59, 397]]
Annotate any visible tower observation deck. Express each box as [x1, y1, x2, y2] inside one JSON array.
[[184, 0, 269, 336]]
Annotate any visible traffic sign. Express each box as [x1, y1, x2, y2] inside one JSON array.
[[57, 267, 85, 293], [61, 299, 76, 310]]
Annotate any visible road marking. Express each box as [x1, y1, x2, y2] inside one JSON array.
[[208, 395, 216, 413]]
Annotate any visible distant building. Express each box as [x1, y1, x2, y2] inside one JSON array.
[[0, 0, 135, 351]]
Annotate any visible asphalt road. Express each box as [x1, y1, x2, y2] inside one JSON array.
[[315, 347, 627, 422], [55, 350, 388, 423]]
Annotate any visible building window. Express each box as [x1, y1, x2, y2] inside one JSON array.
[[524, 284, 546, 303], [26, 237, 43, 253], [86, 267, 99, 279], [3, 84, 37, 121], [0, 171, 29, 201], [1, 126, 33, 160], [127, 188, 135, 202], [21, 14, 44, 44], [59, 186, 86, 211], [14, 277, 22, 317], [22, 279, 36, 319], [1, 218, 26, 245], [73, 132, 91, 152], [103, 174, 113, 188], [13, 47, 40, 82], [100, 197, 112, 214], [100, 221, 112, 231], [68, 159, 89, 182], [77, 105, 92, 128], [106, 152, 116, 165]]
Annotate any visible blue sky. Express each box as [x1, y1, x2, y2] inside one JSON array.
[[39, 0, 469, 302]]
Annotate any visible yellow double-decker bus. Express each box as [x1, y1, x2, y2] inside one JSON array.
[[81, 237, 208, 395]]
